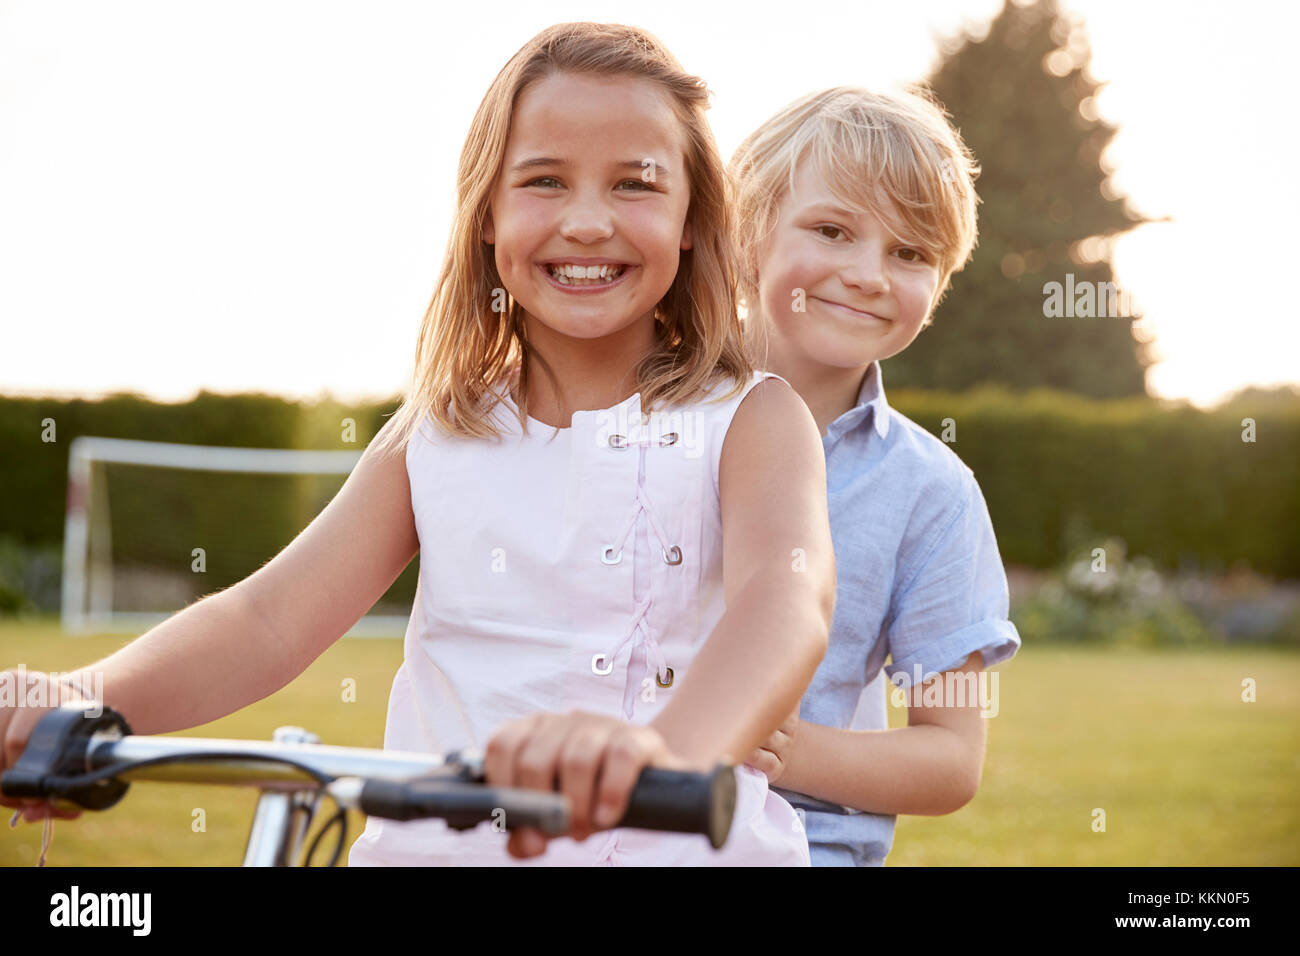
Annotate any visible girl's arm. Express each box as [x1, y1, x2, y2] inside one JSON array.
[[650, 378, 835, 767], [777, 652, 989, 815], [45, 419, 420, 736]]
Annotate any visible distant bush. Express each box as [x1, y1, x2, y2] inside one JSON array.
[[1010, 537, 1300, 646], [0, 535, 61, 616]]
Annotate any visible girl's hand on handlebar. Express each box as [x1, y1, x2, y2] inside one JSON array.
[[483, 711, 693, 859], [0, 669, 86, 823]]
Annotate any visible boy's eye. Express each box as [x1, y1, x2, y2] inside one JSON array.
[[814, 225, 845, 240]]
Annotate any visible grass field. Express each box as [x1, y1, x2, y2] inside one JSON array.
[[2, 616, 1297, 866]]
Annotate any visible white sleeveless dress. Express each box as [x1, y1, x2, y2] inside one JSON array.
[[348, 368, 810, 866]]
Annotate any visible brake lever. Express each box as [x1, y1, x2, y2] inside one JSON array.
[[442, 748, 487, 782]]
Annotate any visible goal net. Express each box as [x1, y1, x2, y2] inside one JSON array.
[[62, 436, 415, 637]]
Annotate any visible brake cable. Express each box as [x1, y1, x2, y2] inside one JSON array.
[[13, 750, 348, 867]]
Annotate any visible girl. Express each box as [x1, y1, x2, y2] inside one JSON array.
[[0, 24, 834, 867], [731, 87, 1022, 865]]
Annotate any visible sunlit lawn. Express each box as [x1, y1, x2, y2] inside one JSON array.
[[1, 617, 1296, 866], [888, 643, 1299, 865]]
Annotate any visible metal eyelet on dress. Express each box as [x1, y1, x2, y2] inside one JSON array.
[[662, 546, 682, 566], [608, 434, 628, 449], [602, 547, 623, 565], [659, 432, 679, 446], [656, 667, 674, 688]]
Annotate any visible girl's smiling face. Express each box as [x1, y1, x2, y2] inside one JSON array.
[[484, 71, 693, 347], [755, 158, 941, 371]]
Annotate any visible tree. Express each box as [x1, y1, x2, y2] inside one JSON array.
[[884, 0, 1153, 396]]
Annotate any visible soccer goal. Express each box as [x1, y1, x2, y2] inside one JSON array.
[[62, 436, 414, 637]]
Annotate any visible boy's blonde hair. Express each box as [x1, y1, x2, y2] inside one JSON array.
[[373, 22, 751, 455], [727, 86, 980, 363]]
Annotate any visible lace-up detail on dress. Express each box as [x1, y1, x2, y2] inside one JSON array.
[[599, 428, 680, 718], [593, 426, 679, 866]]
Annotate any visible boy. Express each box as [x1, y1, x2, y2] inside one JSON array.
[[729, 86, 1022, 865]]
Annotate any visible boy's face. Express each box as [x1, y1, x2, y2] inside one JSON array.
[[754, 158, 940, 372]]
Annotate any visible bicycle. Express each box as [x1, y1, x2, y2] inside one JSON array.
[[1, 703, 738, 866]]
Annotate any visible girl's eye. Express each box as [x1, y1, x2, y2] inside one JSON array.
[[523, 177, 657, 191], [895, 247, 928, 263], [815, 225, 845, 240]]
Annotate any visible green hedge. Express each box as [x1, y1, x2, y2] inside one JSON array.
[[887, 387, 1300, 577], [1, 386, 1297, 580], [0, 391, 409, 612], [0, 391, 398, 546]]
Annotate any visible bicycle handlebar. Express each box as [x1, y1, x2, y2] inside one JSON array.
[[339, 761, 736, 848], [1, 704, 738, 849]]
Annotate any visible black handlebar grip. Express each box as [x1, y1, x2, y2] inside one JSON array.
[[618, 764, 736, 849], [359, 777, 570, 835], [0, 703, 132, 810], [357, 763, 736, 849]]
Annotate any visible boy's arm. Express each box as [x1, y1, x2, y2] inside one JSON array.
[[778, 469, 1019, 814], [651, 378, 835, 768], [778, 652, 987, 815]]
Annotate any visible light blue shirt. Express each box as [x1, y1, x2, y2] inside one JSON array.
[[773, 361, 1021, 866]]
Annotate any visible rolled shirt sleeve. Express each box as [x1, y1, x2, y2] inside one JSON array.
[[883, 470, 1021, 686]]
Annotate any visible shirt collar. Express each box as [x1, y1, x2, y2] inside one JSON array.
[[823, 361, 890, 444]]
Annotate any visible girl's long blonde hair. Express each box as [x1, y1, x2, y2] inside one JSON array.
[[373, 22, 752, 456]]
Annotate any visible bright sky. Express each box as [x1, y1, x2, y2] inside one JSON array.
[[2, 0, 1296, 408]]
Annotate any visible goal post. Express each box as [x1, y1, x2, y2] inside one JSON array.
[[62, 436, 413, 637]]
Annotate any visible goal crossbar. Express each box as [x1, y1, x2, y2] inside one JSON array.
[[62, 436, 408, 638]]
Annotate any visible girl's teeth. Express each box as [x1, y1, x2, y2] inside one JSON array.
[[548, 264, 624, 284]]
